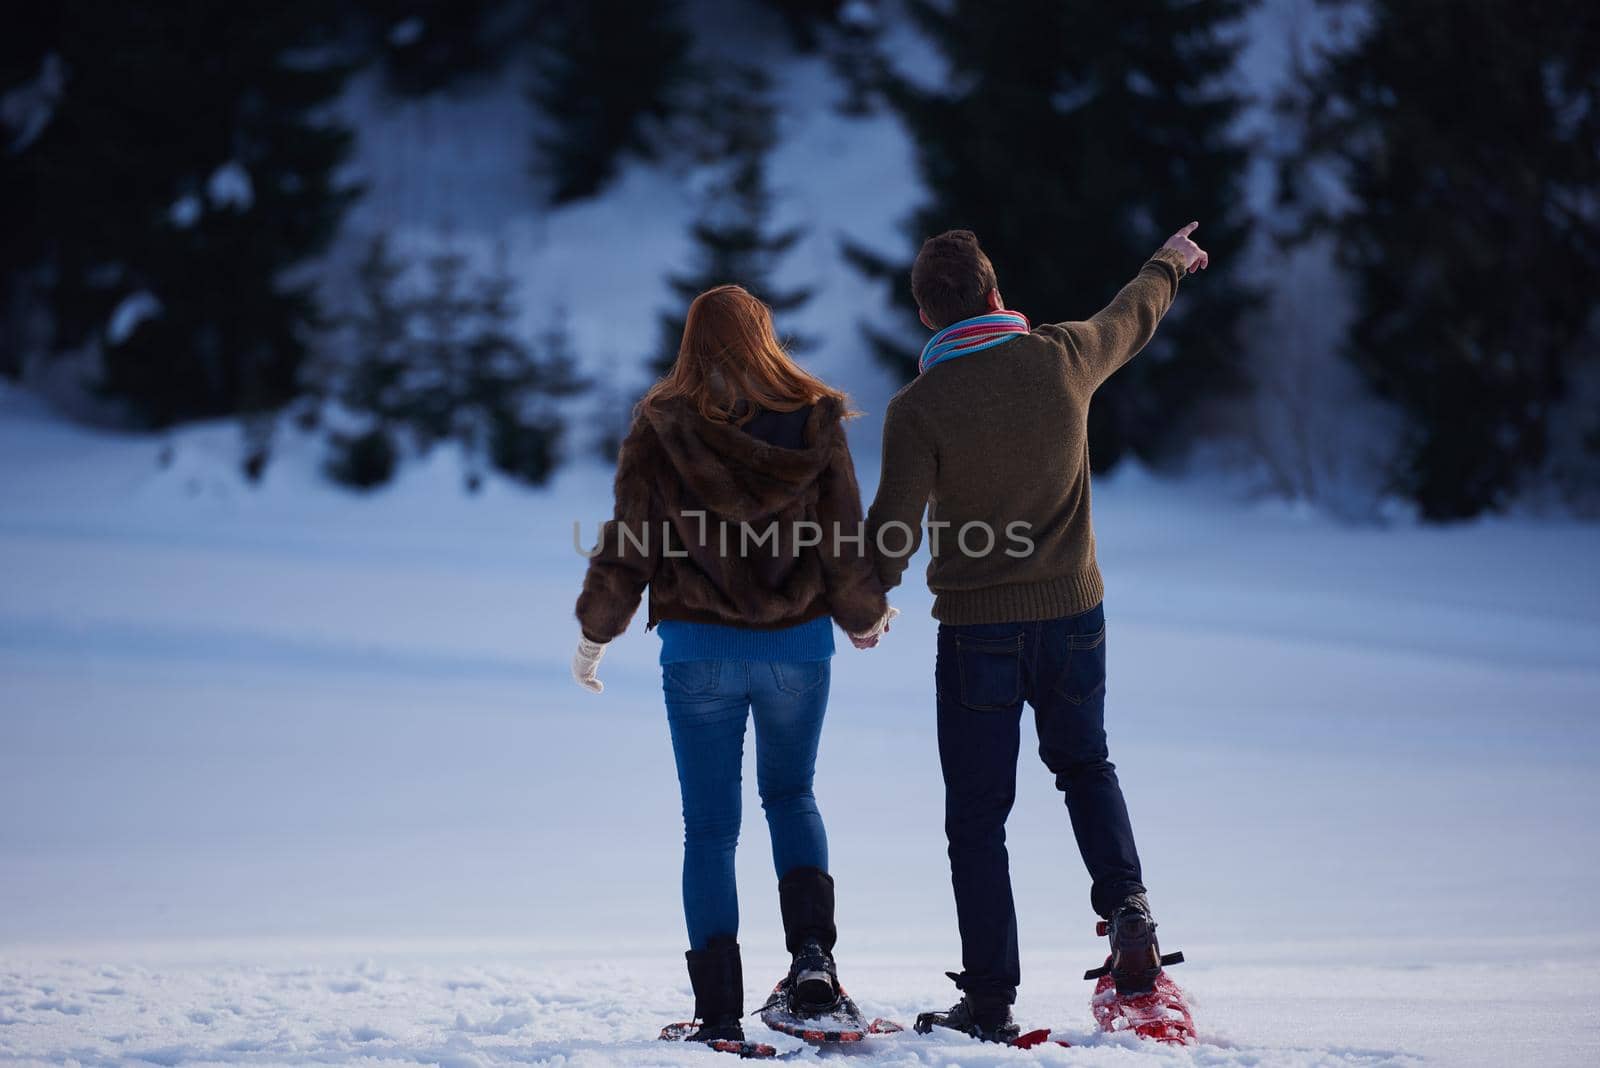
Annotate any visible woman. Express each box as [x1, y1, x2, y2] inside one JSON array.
[[571, 285, 895, 1047]]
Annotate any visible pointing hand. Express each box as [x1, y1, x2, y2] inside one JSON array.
[[1162, 221, 1209, 274]]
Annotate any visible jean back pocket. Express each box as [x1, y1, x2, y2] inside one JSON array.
[[663, 660, 721, 697], [770, 660, 828, 696], [1053, 623, 1106, 705], [955, 633, 1024, 711]]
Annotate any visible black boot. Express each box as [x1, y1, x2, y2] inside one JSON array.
[[1106, 893, 1163, 996], [778, 866, 839, 1011], [916, 974, 1021, 1044], [685, 935, 745, 1043]]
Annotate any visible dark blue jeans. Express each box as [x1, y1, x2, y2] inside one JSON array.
[[935, 603, 1144, 1003], [663, 658, 831, 951]]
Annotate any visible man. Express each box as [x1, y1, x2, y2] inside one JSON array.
[[861, 223, 1208, 1042]]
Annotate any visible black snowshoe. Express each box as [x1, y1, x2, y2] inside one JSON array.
[[758, 867, 905, 1045], [914, 972, 1070, 1049]]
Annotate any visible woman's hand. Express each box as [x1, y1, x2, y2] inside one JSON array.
[[572, 634, 608, 693], [849, 606, 900, 650]]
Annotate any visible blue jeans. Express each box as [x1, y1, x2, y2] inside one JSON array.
[[935, 603, 1144, 1003], [663, 658, 831, 951]]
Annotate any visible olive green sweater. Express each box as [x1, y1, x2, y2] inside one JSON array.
[[864, 247, 1188, 624]]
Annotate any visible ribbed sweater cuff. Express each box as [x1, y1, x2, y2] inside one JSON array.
[[1147, 247, 1189, 287], [931, 569, 1105, 626]]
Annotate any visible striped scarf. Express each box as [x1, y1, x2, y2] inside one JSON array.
[[918, 309, 1032, 375]]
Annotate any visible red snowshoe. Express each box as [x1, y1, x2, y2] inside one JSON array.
[[1083, 900, 1196, 1046], [1088, 964, 1196, 1045]]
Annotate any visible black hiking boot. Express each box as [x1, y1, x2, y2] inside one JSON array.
[[685, 934, 746, 1043], [1106, 893, 1164, 996], [914, 976, 1021, 1044], [778, 867, 841, 1012]]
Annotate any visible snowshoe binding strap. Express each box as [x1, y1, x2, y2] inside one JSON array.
[[1083, 950, 1185, 981]]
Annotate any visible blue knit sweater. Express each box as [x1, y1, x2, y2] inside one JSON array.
[[657, 616, 835, 664]]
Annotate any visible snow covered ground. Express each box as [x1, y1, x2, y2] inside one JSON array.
[[3, 384, 1599, 1066]]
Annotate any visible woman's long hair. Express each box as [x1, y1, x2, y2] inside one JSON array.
[[640, 285, 853, 424]]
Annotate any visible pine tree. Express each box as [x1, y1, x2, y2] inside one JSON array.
[[324, 240, 587, 491], [320, 234, 412, 489], [825, 1, 888, 117], [470, 249, 588, 488], [527, 0, 691, 204], [0, 21, 65, 380], [325, 424, 399, 490], [1282, 0, 1600, 519], [649, 66, 812, 381], [850, 0, 1256, 471], [343, 234, 415, 424], [748, 0, 885, 115], [410, 249, 479, 478], [756, 0, 850, 52], [589, 355, 638, 463], [3, 1, 359, 427], [353, 0, 523, 96]]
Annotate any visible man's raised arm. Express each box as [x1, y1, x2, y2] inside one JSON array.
[[1038, 221, 1209, 386]]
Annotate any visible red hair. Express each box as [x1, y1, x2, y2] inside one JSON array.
[[641, 285, 853, 424]]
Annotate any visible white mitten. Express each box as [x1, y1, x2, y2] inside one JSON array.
[[851, 606, 900, 642], [572, 635, 608, 693]]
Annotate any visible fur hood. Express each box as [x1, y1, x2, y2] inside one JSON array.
[[640, 394, 845, 523]]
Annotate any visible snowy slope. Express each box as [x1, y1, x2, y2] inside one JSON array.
[[327, 41, 919, 464], [3, 385, 1599, 1065]]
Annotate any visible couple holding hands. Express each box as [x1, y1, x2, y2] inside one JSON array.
[[573, 223, 1209, 1047]]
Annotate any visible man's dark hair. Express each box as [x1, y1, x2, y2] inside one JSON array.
[[911, 229, 999, 329]]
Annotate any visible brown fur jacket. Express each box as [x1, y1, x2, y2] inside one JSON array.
[[576, 395, 887, 642]]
